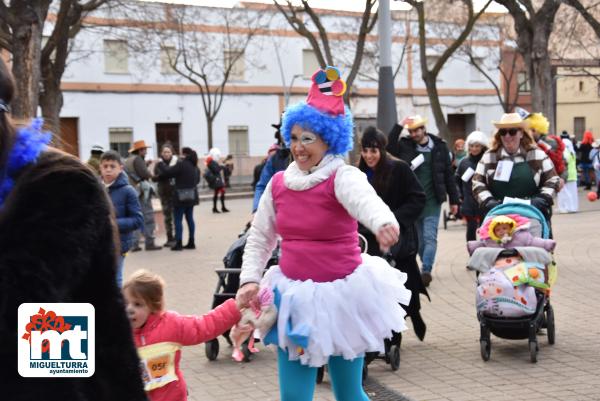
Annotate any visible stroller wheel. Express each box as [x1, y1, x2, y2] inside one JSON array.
[[389, 345, 401, 371], [546, 304, 556, 345], [443, 210, 448, 230], [529, 341, 538, 363], [241, 342, 252, 362], [316, 366, 325, 384], [480, 339, 491, 361], [205, 338, 219, 361]]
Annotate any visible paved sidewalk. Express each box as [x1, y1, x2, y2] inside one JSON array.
[[126, 190, 600, 401]]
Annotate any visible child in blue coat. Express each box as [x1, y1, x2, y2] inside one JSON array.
[[100, 150, 144, 286]]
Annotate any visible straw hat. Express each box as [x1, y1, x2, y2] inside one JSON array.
[[492, 113, 529, 129], [405, 115, 427, 130], [129, 140, 151, 153]]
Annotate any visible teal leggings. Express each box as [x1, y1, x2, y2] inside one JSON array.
[[277, 348, 370, 401]]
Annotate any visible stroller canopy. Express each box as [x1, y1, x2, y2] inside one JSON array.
[[485, 203, 550, 239]]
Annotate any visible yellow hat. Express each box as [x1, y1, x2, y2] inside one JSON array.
[[492, 113, 529, 129], [489, 215, 516, 242], [405, 115, 427, 130], [526, 113, 549, 135]]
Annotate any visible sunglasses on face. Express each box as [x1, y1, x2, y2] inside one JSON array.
[[499, 129, 520, 137], [291, 131, 318, 145]]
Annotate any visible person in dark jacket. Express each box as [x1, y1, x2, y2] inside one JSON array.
[[156, 147, 200, 251], [455, 131, 488, 242], [0, 58, 146, 401], [358, 126, 429, 342], [252, 124, 292, 212], [387, 115, 460, 286], [100, 150, 144, 287], [125, 140, 162, 251], [154, 143, 178, 247], [252, 144, 280, 191], [205, 147, 229, 213]]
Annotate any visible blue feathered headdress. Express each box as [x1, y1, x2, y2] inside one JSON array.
[[281, 66, 354, 155]]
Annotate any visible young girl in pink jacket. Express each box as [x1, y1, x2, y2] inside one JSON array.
[[123, 270, 242, 401]]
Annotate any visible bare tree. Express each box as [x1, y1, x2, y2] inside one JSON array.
[[494, 0, 561, 133], [562, 0, 600, 40], [39, 0, 110, 135], [0, 1, 51, 120], [127, 5, 268, 150], [273, 0, 378, 106], [402, 0, 491, 139]]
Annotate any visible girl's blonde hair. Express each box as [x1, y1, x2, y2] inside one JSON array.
[[123, 269, 165, 312], [489, 128, 536, 153]]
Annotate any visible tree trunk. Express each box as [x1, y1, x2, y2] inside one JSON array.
[[424, 74, 450, 139], [39, 74, 63, 140], [206, 116, 214, 150], [10, 22, 43, 119], [529, 33, 555, 132]]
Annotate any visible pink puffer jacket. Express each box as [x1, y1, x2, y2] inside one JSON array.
[[132, 299, 241, 401]]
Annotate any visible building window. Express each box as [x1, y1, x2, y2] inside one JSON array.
[[573, 117, 586, 140], [469, 57, 485, 82], [104, 40, 129, 74], [302, 49, 320, 78], [224, 50, 245, 81], [160, 46, 177, 75], [109, 127, 133, 158], [228, 126, 249, 155], [517, 71, 530, 93]]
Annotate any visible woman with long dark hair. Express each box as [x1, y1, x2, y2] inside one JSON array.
[[358, 126, 429, 341], [0, 59, 145, 400], [156, 147, 200, 251]]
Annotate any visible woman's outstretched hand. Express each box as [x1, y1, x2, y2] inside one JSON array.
[[376, 223, 400, 253], [236, 282, 260, 309]]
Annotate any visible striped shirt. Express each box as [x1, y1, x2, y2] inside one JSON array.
[[472, 146, 559, 205]]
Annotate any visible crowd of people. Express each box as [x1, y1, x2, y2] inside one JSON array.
[[3, 52, 599, 401]]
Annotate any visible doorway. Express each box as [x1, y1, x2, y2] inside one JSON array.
[[447, 113, 476, 145], [59, 117, 79, 157], [155, 123, 180, 156]]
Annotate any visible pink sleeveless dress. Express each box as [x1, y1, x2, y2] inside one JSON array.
[[262, 167, 411, 367]]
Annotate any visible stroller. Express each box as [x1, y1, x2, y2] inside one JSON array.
[[204, 225, 279, 362], [467, 203, 557, 363]]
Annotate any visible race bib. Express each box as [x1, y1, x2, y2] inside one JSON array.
[[137, 342, 181, 391], [493, 160, 513, 182], [410, 154, 425, 170], [461, 167, 475, 182]]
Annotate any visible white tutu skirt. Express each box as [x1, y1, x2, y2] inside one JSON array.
[[261, 253, 411, 367]]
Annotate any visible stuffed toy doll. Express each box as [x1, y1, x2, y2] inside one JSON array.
[[230, 287, 277, 362]]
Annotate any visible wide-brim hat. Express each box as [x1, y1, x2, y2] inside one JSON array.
[[405, 115, 427, 130], [129, 140, 151, 153], [492, 113, 529, 129]]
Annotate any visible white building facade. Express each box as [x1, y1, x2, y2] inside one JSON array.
[[54, 1, 503, 178]]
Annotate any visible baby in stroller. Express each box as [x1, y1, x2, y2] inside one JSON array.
[[467, 214, 555, 254], [467, 203, 557, 362]]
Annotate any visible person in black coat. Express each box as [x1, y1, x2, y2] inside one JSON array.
[[358, 126, 430, 342], [0, 59, 146, 401], [386, 116, 460, 287], [455, 131, 488, 242], [156, 147, 200, 251]]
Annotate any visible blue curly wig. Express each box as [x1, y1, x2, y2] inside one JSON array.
[[281, 102, 354, 155]]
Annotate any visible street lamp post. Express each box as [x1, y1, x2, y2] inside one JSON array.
[[377, 0, 397, 135], [285, 74, 303, 108]]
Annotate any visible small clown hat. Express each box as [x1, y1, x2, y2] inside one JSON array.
[[306, 66, 347, 117], [281, 66, 354, 155], [489, 215, 517, 242]]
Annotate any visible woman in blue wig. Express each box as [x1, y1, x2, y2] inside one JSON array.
[[236, 66, 411, 401], [0, 59, 146, 401]]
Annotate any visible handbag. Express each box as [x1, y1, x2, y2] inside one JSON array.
[[176, 188, 196, 202], [390, 222, 418, 259]]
